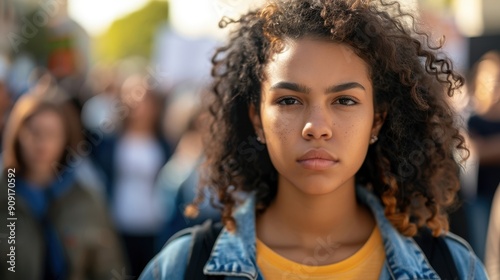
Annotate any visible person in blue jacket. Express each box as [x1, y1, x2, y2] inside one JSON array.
[[140, 0, 489, 279]]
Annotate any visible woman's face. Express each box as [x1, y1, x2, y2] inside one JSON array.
[[18, 109, 67, 173], [250, 38, 383, 195]]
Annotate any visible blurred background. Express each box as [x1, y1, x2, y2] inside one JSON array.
[[0, 0, 499, 279]]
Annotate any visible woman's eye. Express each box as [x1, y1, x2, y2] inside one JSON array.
[[277, 97, 300, 106], [335, 97, 357, 106]]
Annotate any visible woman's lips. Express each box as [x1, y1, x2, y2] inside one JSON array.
[[297, 158, 338, 170], [297, 149, 339, 170]]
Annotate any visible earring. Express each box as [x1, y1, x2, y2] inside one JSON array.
[[257, 135, 265, 144], [370, 135, 378, 144]]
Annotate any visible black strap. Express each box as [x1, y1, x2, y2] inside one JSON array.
[[413, 228, 459, 280], [185, 220, 224, 280], [163, 220, 224, 280]]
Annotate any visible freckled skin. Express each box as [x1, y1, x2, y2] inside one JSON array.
[[251, 38, 382, 196]]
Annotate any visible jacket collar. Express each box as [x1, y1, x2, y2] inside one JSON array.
[[356, 186, 439, 280], [204, 192, 259, 279], [204, 185, 439, 280]]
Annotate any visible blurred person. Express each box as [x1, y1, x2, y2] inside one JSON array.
[[30, 0, 90, 79], [155, 85, 220, 249], [0, 87, 125, 279], [3, 0, 83, 102], [467, 51, 500, 259], [486, 185, 500, 280], [25, 70, 108, 198], [468, 51, 500, 201], [81, 59, 149, 136], [91, 74, 172, 277]]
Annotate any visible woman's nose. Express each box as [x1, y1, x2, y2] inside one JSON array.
[[301, 106, 333, 140]]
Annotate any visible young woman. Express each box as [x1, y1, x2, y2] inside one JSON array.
[[91, 75, 172, 277], [467, 51, 500, 259], [140, 0, 488, 279], [0, 89, 125, 280]]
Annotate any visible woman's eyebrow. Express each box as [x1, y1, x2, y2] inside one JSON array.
[[326, 82, 366, 93], [269, 81, 366, 94], [269, 81, 311, 94]]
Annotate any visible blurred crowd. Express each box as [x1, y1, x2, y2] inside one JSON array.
[[0, 0, 499, 279], [0, 0, 220, 279]]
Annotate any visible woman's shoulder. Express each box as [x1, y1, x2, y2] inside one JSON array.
[[442, 232, 489, 279], [139, 235, 192, 280]]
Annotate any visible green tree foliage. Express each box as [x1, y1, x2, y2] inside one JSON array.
[[96, 0, 169, 62]]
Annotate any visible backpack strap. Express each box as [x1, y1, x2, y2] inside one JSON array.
[[185, 220, 224, 280], [413, 228, 459, 280], [163, 220, 224, 280]]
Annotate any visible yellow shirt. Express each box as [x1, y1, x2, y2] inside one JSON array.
[[256, 226, 385, 280]]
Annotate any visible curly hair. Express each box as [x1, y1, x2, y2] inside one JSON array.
[[189, 0, 468, 237]]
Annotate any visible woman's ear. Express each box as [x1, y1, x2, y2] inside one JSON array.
[[371, 111, 386, 137], [249, 103, 265, 143]]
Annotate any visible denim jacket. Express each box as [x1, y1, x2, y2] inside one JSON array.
[[139, 186, 489, 280]]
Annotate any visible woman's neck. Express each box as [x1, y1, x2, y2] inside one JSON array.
[[256, 178, 375, 263]]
